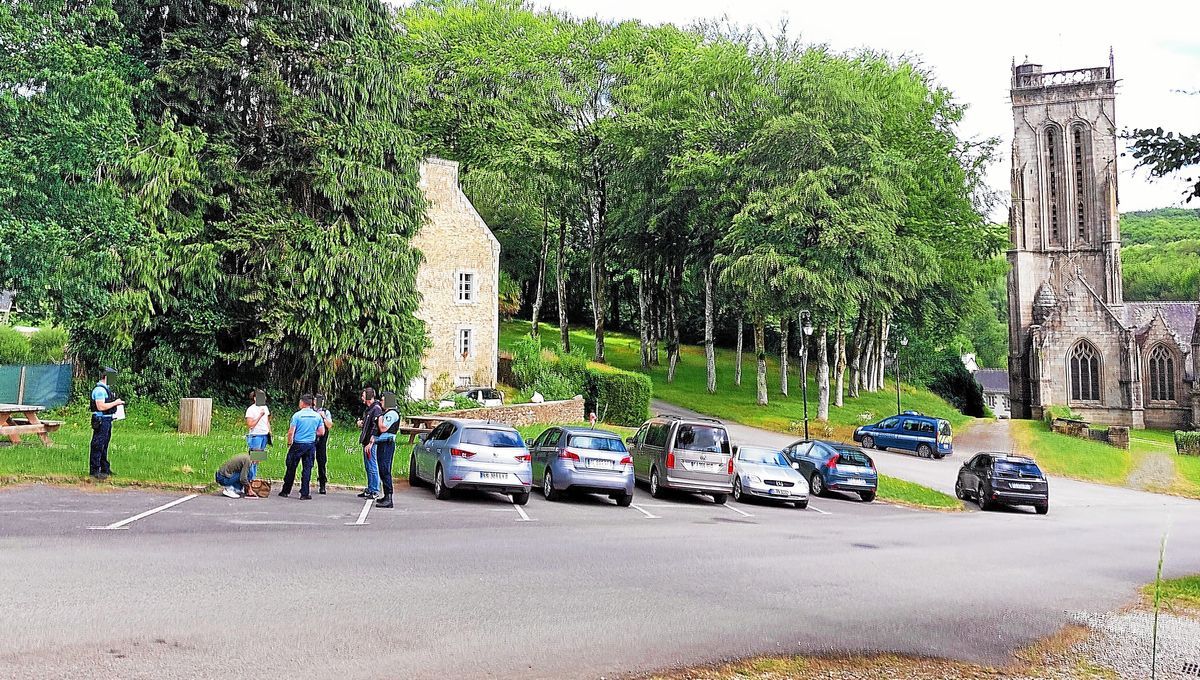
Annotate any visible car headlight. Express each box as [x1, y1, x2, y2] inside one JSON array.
[[748, 475, 762, 484]]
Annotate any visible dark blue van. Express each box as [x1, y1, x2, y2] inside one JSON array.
[[852, 411, 953, 459]]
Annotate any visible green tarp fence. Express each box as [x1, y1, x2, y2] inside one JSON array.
[[0, 364, 73, 407]]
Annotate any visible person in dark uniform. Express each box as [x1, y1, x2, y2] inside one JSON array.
[[374, 392, 402, 508], [356, 388, 383, 500], [89, 367, 124, 480], [278, 394, 326, 500], [313, 393, 334, 495]]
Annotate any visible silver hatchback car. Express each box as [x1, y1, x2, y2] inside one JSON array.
[[530, 426, 635, 506], [732, 445, 810, 509], [408, 419, 533, 505]]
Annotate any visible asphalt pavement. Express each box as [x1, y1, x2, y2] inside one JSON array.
[[1, 405, 1197, 680]]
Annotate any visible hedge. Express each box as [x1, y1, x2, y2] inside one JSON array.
[[587, 366, 651, 427], [508, 336, 651, 427], [1042, 404, 1078, 426], [1176, 431, 1200, 456]]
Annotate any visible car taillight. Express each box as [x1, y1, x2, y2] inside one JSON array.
[[619, 456, 632, 466], [515, 453, 531, 463], [559, 449, 581, 462], [727, 457, 734, 474], [450, 448, 475, 458], [666, 450, 675, 469], [825, 454, 840, 470], [867, 456, 876, 470]]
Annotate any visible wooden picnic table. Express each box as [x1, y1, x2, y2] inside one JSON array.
[[406, 415, 447, 430], [399, 425, 433, 445], [0, 404, 63, 446]]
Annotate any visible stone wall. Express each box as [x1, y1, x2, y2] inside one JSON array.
[[426, 397, 586, 428]]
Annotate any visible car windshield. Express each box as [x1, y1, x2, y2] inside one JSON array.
[[674, 425, 730, 454], [567, 434, 626, 452], [833, 449, 872, 467], [739, 448, 788, 466], [995, 460, 1042, 477], [460, 428, 524, 448]]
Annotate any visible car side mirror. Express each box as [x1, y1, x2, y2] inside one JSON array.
[[791, 462, 800, 470]]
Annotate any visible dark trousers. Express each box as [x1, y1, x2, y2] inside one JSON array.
[[281, 441, 316, 497], [89, 417, 113, 475], [315, 435, 329, 488], [376, 438, 396, 497]]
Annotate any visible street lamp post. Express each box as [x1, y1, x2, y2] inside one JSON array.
[[800, 311, 814, 440], [896, 335, 908, 415]]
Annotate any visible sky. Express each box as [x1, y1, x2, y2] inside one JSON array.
[[526, 0, 1200, 220]]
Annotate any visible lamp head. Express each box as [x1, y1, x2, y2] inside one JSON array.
[[900, 336, 909, 347]]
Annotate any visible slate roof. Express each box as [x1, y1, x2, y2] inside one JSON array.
[[1124, 302, 1200, 348], [972, 369, 1010, 394]]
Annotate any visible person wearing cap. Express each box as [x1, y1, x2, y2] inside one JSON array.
[[374, 392, 402, 508], [278, 394, 327, 500], [89, 367, 124, 480], [313, 394, 334, 495], [355, 388, 383, 500]]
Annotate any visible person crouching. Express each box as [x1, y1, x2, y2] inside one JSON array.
[[216, 453, 256, 498]]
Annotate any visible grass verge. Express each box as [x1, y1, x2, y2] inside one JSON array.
[[1010, 420, 1133, 485], [1145, 575, 1200, 610], [878, 474, 961, 510]]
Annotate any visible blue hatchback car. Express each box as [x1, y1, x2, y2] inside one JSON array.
[[853, 412, 953, 459], [783, 440, 878, 502]]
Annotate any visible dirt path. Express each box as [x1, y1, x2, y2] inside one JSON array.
[[1127, 450, 1177, 492], [953, 417, 1018, 457]]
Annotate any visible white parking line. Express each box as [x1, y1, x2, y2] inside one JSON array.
[[345, 499, 373, 526], [630, 504, 661, 519], [88, 494, 200, 531], [723, 503, 754, 518], [808, 505, 832, 515], [512, 502, 536, 522]]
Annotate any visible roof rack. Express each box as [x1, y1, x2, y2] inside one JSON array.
[[656, 413, 723, 425]]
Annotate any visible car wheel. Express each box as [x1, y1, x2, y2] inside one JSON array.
[[977, 484, 990, 511], [650, 468, 666, 499], [794, 499, 809, 510], [733, 478, 745, 503], [917, 444, 932, 458], [511, 491, 530, 506], [810, 473, 825, 497], [1035, 503, 1049, 515], [543, 469, 561, 501], [859, 490, 876, 502], [954, 478, 965, 500], [862, 435, 875, 450], [434, 466, 452, 501], [711, 493, 728, 505], [408, 451, 421, 487], [615, 493, 634, 507]]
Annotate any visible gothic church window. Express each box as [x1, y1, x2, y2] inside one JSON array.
[[1068, 341, 1101, 402], [1045, 127, 1065, 246], [1072, 125, 1092, 243], [1148, 345, 1176, 402]]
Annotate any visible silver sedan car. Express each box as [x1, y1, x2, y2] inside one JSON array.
[[731, 445, 810, 509], [408, 419, 533, 505]]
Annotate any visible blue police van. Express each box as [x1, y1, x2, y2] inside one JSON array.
[[852, 411, 953, 459]]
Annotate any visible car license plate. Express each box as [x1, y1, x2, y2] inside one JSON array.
[[587, 458, 614, 470], [767, 488, 790, 496], [1012, 483, 1032, 490], [690, 461, 719, 473], [480, 472, 507, 481], [846, 478, 869, 486]]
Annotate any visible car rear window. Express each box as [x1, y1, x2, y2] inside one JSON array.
[[995, 460, 1042, 477], [833, 449, 872, 467], [460, 428, 525, 448], [674, 425, 730, 454], [939, 421, 952, 436], [481, 389, 502, 400], [567, 435, 626, 452]]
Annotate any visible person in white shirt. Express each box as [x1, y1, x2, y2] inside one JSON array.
[[245, 390, 271, 477]]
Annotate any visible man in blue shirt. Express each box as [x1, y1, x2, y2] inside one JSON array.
[[89, 367, 124, 480], [278, 394, 327, 500], [374, 392, 403, 508]]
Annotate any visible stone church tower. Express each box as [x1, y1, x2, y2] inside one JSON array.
[[1007, 56, 1200, 429]]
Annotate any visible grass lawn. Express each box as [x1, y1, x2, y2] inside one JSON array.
[[0, 400, 619, 491], [501, 320, 973, 443], [1148, 575, 1200, 610], [877, 474, 961, 510]]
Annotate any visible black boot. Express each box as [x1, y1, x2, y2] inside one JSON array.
[[375, 495, 393, 508], [318, 484, 327, 495]]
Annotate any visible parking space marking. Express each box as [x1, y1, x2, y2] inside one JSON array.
[[808, 505, 832, 515], [723, 504, 754, 518], [630, 504, 660, 519], [512, 502, 536, 522], [87, 494, 200, 531], [345, 499, 373, 526]]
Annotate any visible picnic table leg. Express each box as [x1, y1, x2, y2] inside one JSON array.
[[26, 412, 52, 446], [0, 413, 19, 445]]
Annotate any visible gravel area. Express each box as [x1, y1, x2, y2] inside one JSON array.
[[1127, 451, 1177, 492], [1072, 609, 1200, 679]]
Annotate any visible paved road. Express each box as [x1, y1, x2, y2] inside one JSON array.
[[1, 408, 1198, 680]]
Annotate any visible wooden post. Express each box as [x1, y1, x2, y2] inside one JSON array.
[[16, 366, 26, 404], [178, 398, 213, 435]]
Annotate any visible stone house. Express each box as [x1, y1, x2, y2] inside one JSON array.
[[407, 158, 500, 401], [973, 369, 1011, 419], [1006, 57, 1200, 428]]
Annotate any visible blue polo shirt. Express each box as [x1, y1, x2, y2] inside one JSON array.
[[376, 410, 401, 442], [91, 383, 113, 417], [290, 407, 324, 444]]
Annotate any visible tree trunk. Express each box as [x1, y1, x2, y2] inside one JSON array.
[[591, 255, 607, 363], [817, 325, 830, 421], [779, 317, 789, 397], [529, 206, 550, 339], [859, 320, 875, 394], [638, 269, 651, 369], [847, 311, 866, 399], [735, 318, 743, 386], [665, 262, 682, 382], [877, 315, 890, 391], [754, 319, 768, 406], [556, 216, 570, 354], [798, 313, 809, 405], [834, 316, 846, 408], [703, 263, 716, 394]]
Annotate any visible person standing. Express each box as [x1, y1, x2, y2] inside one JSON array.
[[313, 393, 334, 495], [245, 389, 271, 479], [279, 394, 326, 500], [374, 392, 402, 509], [356, 388, 383, 500], [89, 367, 124, 480]]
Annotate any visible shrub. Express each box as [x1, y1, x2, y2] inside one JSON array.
[[1042, 404, 1078, 425], [0, 326, 31, 364], [1176, 431, 1200, 456], [587, 366, 651, 426], [27, 327, 68, 364]]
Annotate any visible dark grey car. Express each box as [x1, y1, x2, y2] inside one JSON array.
[[627, 415, 733, 504]]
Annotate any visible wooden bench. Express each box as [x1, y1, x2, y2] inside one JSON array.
[[0, 404, 59, 446]]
